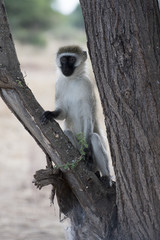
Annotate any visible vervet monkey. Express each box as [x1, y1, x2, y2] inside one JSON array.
[[41, 45, 112, 182]]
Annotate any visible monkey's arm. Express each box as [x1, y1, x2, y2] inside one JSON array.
[[41, 108, 64, 124]]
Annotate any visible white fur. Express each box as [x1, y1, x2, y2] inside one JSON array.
[[56, 64, 94, 138], [55, 50, 112, 180]]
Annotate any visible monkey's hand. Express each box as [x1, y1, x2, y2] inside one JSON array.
[[41, 111, 55, 125], [41, 109, 62, 124]]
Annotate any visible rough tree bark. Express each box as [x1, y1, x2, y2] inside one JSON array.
[[80, 0, 160, 239]]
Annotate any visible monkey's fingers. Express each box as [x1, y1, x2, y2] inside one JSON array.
[[40, 111, 54, 125]]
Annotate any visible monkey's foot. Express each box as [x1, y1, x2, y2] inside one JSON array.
[[100, 175, 116, 192]]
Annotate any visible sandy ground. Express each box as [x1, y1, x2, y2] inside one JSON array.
[[0, 41, 73, 240]]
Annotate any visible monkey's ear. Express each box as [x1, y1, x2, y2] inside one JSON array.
[[83, 51, 87, 61]]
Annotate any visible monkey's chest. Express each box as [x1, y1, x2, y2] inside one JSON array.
[[63, 82, 85, 104], [57, 79, 92, 119], [64, 92, 83, 112], [63, 87, 88, 118]]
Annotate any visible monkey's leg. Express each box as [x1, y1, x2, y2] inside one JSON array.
[[90, 133, 111, 178], [64, 130, 80, 151]]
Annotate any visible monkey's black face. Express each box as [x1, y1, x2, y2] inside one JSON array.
[[60, 56, 76, 76]]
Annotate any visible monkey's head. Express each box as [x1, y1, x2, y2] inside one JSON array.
[[56, 45, 87, 77]]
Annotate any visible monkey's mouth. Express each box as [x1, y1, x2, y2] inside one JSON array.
[[61, 67, 75, 77]]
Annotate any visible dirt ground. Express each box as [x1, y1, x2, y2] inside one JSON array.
[[0, 41, 75, 240]]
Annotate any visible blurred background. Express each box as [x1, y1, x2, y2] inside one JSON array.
[[0, 0, 86, 239]]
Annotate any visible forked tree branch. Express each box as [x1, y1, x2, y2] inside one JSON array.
[[0, 1, 116, 232]]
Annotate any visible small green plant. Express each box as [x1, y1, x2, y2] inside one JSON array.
[[76, 133, 88, 160], [54, 133, 88, 171], [16, 79, 23, 87], [54, 157, 81, 171]]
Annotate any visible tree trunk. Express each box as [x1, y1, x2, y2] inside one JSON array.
[[80, 0, 160, 239]]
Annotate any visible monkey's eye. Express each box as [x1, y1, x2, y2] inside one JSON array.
[[69, 56, 76, 64], [60, 56, 67, 64]]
